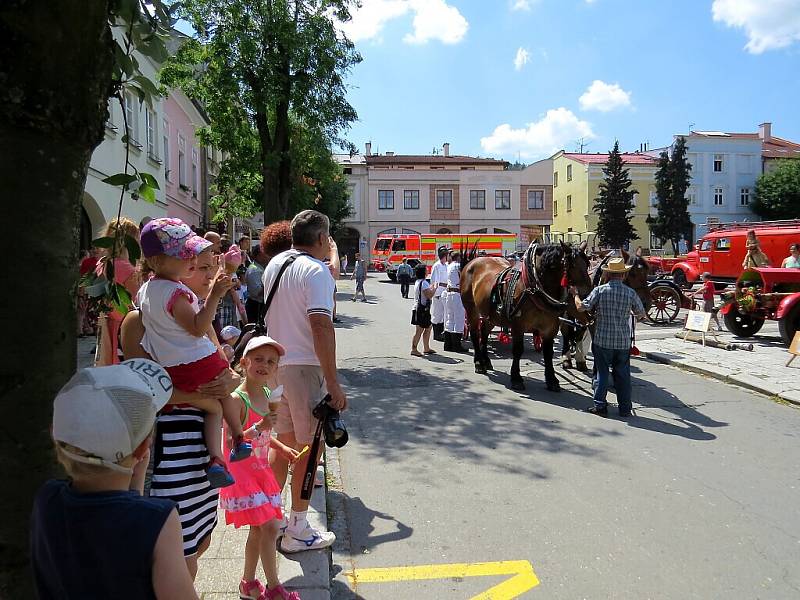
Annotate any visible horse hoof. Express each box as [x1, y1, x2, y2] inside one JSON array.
[[576, 362, 588, 372], [475, 365, 487, 375], [510, 379, 526, 391]]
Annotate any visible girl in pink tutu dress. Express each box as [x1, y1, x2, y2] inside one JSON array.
[[221, 336, 302, 600]]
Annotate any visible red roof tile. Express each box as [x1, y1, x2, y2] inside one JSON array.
[[561, 152, 658, 165], [763, 136, 800, 159]]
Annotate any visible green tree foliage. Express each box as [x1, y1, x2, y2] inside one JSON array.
[[163, 0, 361, 225], [751, 159, 800, 220], [647, 136, 693, 256], [594, 141, 639, 248]]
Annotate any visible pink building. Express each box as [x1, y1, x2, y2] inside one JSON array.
[[162, 90, 209, 228]]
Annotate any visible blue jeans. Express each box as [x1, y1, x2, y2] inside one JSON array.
[[592, 344, 632, 415]]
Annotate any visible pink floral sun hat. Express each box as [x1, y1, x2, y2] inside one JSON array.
[[140, 217, 212, 259]]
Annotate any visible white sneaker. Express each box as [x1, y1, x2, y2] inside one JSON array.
[[280, 526, 336, 553]]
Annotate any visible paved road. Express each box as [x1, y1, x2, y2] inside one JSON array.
[[329, 275, 800, 599]]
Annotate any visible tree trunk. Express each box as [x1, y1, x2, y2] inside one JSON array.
[[0, 2, 114, 595]]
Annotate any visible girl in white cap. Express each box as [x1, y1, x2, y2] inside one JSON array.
[[221, 336, 302, 600]]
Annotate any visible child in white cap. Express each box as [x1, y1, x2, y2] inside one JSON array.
[[30, 360, 198, 599], [138, 217, 251, 488], [219, 325, 241, 362]]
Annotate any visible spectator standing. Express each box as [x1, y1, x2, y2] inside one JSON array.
[[351, 252, 367, 302], [442, 251, 466, 352], [260, 221, 293, 263], [396, 258, 413, 299], [429, 246, 449, 342], [204, 231, 222, 254], [572, 258, 646, 418], [742, 229, 770, 268], [410, 264, 436, 356], [30, 361, 199, 599], [692, 272, 721, 329], [262, 210, 346, 553], [245, 244, 268, 324], [781, 243, 800, 268], [341, 254, 348, 275], [238, 235, 253, 267]]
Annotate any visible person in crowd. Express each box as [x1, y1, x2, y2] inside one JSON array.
[[429, 246, 449, 342], [245, 244, 269, 324], [351, 252, 367, 302], [442, 251, 466, 352], [572, 257, 646, 418], [340, 253, 348, 275], [260, 220, 293, 262], [220, 236, 232, 254], [137, 218, 251, 489], [635, 246, 644, 258], [396, 258, 413, 299], [692, 272, 721, 329], [95, 217, 141, 366], [121, 245, 240, 580], [216, 245, 248, 330], [220, 325, 242, 362], [204, 231, 222, 254], [77, 249, 99, 336], [323, 240, 342, 322], [262, 210, 346, 553], [238, 235, 253, 267], [30, 361, 199, 599], [410, 263, 436, 356], [742, 229, 770, 268], [781, 243, 800, 268], [221, 336, 301, 600]]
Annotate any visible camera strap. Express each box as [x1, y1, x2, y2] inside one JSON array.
[[263, 251, 311, 315], [300, 418, 324, 501]]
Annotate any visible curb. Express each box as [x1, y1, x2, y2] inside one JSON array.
[[637, 352, 800, 407]]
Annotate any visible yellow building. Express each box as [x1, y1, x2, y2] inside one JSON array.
[[550, 151, 660, 250]]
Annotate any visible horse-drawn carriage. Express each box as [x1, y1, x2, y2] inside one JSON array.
[[645, 279, 696, 324], [719, 268, 800, 346]]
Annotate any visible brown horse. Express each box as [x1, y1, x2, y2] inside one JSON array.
[[461, 242, 593, 391]]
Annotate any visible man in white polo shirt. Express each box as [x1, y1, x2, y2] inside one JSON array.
[[262, 209, 347, 553]]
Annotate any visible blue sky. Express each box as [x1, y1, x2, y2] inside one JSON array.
[[336, 0, 800, 161]]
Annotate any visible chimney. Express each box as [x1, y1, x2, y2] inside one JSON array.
[[365, 142, 372, 156], [759, 122, 772, 142], [386, 151, 394, 156], [443, 142, 450, 157]]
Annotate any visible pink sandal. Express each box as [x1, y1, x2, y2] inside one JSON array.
[[263, 585, 301, 600], [239, 578, 265, 600]]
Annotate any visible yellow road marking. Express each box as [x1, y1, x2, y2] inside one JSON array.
[[346, 560, 540, 599]]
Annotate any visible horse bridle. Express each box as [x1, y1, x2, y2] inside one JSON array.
[[524, 243, 573, 312]]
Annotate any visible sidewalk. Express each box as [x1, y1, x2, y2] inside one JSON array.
[[635, 324, 800, 406]]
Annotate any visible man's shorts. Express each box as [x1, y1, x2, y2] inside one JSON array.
[[275, 365, 327, 445]]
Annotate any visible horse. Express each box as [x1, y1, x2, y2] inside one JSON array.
[[559, 251, 653, 370], [461, 241, 593, 392]]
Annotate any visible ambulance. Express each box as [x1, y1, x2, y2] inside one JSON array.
[[371, 233, 518, 280]]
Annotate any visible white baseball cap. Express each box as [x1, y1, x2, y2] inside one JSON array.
[[52, 359, 173, 473], [243, 335, 286, 357]]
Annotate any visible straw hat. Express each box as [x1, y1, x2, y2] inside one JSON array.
[[601, 257, 631, 273]]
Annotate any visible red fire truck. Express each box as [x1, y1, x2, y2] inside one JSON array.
[[648, 220, 800, 287], [372, 233, 518, 280]]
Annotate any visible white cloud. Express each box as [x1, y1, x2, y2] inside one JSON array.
[[403, 0, 468, 45], [338, 0, 467, 45], [513, 47, 530, 71], [511, 0, 533, 10], [712, 0, 800, 53], [578, 80, 632, 112], [480, 108, 595, 160]]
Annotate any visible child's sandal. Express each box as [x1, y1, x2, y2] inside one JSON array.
[[263, 585, 301, 600], [206, 456, 235, 488], [229, 435, 253, 462]]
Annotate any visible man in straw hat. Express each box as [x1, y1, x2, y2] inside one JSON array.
[[571, 257, 645, 418]]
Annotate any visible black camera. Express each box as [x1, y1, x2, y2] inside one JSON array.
[[312, 394, 348, 448]]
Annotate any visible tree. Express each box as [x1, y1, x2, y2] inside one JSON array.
[[594, 141, 639, 248], [0, 2, 172, 594], [751, 160, 800, 220], [166, 0, 361, 224], [647, 136, 693, 256]]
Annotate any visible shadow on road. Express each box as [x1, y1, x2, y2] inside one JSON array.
[[330, 491, 413, 554]]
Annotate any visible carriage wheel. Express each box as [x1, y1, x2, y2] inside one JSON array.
[[723, 308, 765, 338], [647, 285, 681, 324]]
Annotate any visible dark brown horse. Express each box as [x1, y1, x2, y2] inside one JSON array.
[[461, 242, 593, 391]]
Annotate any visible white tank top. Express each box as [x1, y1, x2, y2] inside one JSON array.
[[138, 278, 217, 367]]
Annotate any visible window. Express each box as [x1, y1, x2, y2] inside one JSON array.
[[566, 164, 572, 181], [553, 199, 558, 216], [436, 189, 453, 210], [191, 148, 198, 197], [740, 187, 750, 206], [471, 228, 488, 233], [566, 194, 572, 212], [403, 189, 419, 210], [162, 119, 171, 180], [343, 167, 352, 175], [470, 190, 486, 210], [494, 228, 511, 234], [700, 240, 712, 251], [650, 230, 663, 250], [715, 237, 731, 251], [123, 91, 139, 145], [553, 171, 559, 187], [713, 154, 724, 172], [632, 193, 638, 207], [686, 191, 697, 205], [177, 135, 187, 187], [392, 240, 407, 251], [713, 187, 724, 206], [649, 191, 658, 207], [527, 190, 544, 210], [145, 109, 158, 160], [378, 190, 394, 210], [495, 190, 511, 210]]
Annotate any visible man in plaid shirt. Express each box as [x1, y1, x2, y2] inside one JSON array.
[[572, 258, 645, 417]]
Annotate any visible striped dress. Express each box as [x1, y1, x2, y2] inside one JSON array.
[[149, 406, 219, 556]]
